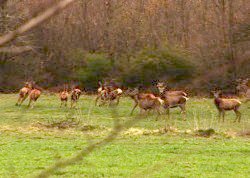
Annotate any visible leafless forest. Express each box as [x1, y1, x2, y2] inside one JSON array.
[[0, 0, 249, 94]]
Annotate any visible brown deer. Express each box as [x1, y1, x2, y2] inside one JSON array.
[[27, 86, 41, 109], [161, 95, 189, 114], [107, 88, 123, 105], [157, 82, 189, 115], [59, 91, 69, 107], [212, 90, 241, 123], [125, 88, 164, 116], [95, 81, 123, 106], [59, 84, 69, 107], [70, 87, 82, 108], [95, 81, 106, 105], [16, 82, 32, 106]]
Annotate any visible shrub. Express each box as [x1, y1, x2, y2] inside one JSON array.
[[77, 53, 112, 90], [121, 46, 196, 87]]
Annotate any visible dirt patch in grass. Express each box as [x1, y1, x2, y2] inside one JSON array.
[[122, 127, 180, 136], [195, 128, 216, 137], [34, 118, 80, 129], [80, 124, 107, 131], [238, 130, 250, 137]]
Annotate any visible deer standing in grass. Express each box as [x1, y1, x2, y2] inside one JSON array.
[[71, 87, 82, 108], [126, 88, 164, 117], [16, 82, 32, 106], [156, 82, 189, 116], [212, 90, 241, 123], [95, 81, 106, 105], [59, 85, 69, 107]]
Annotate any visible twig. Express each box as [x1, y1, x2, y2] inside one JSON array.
[[0, 0, 76, 46]]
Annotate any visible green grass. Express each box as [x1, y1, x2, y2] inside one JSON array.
[[0, 94, 249, 177]]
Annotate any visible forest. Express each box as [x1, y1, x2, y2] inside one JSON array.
[[0, 0, 249, 93], [0, 1, 250, 177]]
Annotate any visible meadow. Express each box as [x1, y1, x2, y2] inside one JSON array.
[[0, 94, 249, 177]]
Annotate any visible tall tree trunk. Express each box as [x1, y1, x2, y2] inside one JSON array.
[[228, 0, 237, 80]]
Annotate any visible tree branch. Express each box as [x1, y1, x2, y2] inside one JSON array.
[[0, 0, 76, 46], [0, 46, 34, 53]]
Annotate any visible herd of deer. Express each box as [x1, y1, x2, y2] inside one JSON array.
[[15, 79, 250, 122]]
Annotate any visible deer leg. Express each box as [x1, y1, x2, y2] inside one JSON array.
[[99, 99, 105, 106], [31, 101, 35, 109], [116, 96, 120, 105], [179, 104, 187, 120], [130, 102, 138, 115], [65, 101, 67, 107], [27, 99, 32, 108], [16, 96, 22, 106], [218, 111, 221, 122], [108, 99, 112, 107], [75, 100, 78, 108], [155, 107, 161, 121], [237, 111, 241, 123], [95, 95, 100, 106], [165, 108, 170, 131], [234, 110, 241, 123], [179, 104, 186, 114], [222, 111, 225, 122], [19, 95, 28, 106]]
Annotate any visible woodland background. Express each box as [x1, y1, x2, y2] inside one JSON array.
[[0, 0, 249, 94]]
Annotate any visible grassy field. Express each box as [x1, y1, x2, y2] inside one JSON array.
[[0, 94, 249, 177]]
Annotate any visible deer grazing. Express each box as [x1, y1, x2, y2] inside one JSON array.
[[125, 88, 164, 116], [212, 90, 241, 123], [16, 82, 32, 106], [157, 82, 189, 114], [70, 87, 82, 108]]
